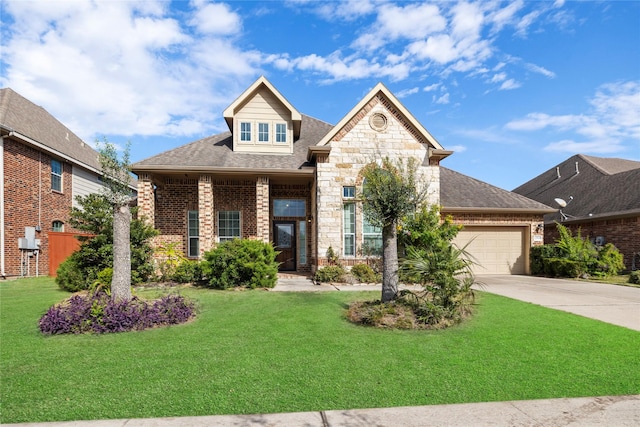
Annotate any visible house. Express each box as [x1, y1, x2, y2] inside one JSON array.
[[513, 154, 640, 270], [132, 76, 553, 276], [0, 88, 116, 278]]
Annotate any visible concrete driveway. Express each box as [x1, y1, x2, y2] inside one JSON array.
[[474, 275, 640, 331]]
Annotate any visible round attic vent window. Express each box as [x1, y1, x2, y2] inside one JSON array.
[[369, 113, 388, 132]]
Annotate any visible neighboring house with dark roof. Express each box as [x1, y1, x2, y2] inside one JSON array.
[[513, 154, 640, 270], [0, 88, 125, 278], [132, 76, 553, 275]]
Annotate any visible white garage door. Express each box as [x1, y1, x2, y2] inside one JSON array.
[[453, 226, 526, 275]]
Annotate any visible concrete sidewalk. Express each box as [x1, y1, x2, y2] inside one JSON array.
[[5, 395, 640, 426]]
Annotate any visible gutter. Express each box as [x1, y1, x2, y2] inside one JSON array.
[[442, 206, 556, 215], [132, 165, 316, 176]]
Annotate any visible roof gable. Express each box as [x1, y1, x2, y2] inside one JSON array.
[[223, 76, 302, 138], [315, 82, 444, 151]]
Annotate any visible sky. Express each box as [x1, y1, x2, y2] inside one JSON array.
[[1, 0, 639, 191]]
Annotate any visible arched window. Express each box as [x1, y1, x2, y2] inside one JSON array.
[[52, 221, 64, 232]]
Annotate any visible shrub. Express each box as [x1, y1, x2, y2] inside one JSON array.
[[350, 263, 379, 283], [55, 257, 87, 292], [313, 265, 346, 283], [39, 291, 195, 335], [544, 258, 583, 278], [530, 245, 560, 276], [592, 243, 625, 277], [202, 239, 278, 289], [172, 260, 204, 284], [629, 271, 640, 285]]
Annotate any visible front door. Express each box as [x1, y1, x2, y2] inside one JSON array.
[[274, 222, 296, 271]]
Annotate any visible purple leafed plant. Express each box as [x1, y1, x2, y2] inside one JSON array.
[[39, 291, 195, 335]]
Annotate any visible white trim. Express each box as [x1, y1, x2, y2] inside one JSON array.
[[314, 82, 444, 150]]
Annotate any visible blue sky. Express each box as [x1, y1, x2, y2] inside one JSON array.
[[1, 0, 638, 190]]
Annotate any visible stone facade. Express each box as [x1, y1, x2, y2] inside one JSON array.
[[316, 95, 439, 267]]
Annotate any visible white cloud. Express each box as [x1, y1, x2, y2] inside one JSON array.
[[395, 87, 419, 98], [499, 79, 521, 90], [189, 2, 241, 35], [491, 72, 507, 83], [447, 144, 467, 153], [434, 93, 450, 105], [423, 83, 441, 92], [508, 81, 640, 154], [524, 63, 556, 78]]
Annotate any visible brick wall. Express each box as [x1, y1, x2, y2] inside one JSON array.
[[3, 138, 73, 277], [445, 211, 545, 247], [544, 216, 640, 270]]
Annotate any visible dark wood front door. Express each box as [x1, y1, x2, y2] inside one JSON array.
[[274, 222, 296, 271]]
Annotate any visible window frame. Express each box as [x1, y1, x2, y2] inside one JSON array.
[[51, 159, 62, 192], [362, 215, 383, 256], [343, 186, 355, 199], [218, 211, 241, 242], [343, 202, 356, 256], [188, 210, 199, 258], [52, 221, 64, 232], [240, 122, 252, 142], [258, 122, 269, 143], [275, 123, 287, 143], [273, 199, 306, 217]]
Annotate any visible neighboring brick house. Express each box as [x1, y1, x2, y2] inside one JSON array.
[[132, 76, 553, 275], [513, 154, 640, 270], [0, 88, 113, 278]]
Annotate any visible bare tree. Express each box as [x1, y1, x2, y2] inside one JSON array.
[[360, 157, 429, 302], [97, 139, 133, 302]]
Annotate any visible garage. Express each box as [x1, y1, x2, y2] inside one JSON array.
[[453, 226, 527, 275]]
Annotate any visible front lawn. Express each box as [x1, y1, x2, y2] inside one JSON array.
[[1, 277, 639, 423]]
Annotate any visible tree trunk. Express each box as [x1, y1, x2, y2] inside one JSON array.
[[112, 203, 132, 302], [381, 222, 399, 302]]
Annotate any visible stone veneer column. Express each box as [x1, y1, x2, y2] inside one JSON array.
[[256, 176, 270, 242], [198, 175, 214, 257], [137, 173, 155, 228]]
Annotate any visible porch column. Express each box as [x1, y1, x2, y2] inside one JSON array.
[[198, 174, 214, 257], [137, 173, 155, 228], [256, 176, 270, 243]]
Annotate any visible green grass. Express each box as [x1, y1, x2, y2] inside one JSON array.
[[1, 277, 639, 423]]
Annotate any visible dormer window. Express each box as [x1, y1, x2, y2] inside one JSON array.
[[240, 122, 252, 142], [258, 123, 269, 142], [276, 123, 287, 143]]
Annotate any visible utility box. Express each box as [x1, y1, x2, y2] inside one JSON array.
[[18, 227, 39, 250]]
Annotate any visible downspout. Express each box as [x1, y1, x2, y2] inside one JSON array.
[[0, 136, 5, 277]]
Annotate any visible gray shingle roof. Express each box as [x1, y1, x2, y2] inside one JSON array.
[[0, 88, 101, 171], [440, 167, 554, 212], [512, 154, 640, 222], [131, 114, 333, 173]]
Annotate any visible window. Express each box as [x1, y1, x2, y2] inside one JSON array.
[[343, 203, 355, 256], [188, 211, 199, 257], [218, 211, 240, 242], [298, 221, 307, 264], [363, 216, 382, 256], [276, 123, 287, 143], [258, 122, 269, 142], [343, 186, 355, 198], [240, 122, 251, 142], [274, 199, 306, 217], [51, 159, 62, 192], [52, 221, 64, 232]]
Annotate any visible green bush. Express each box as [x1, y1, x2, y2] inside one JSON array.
[[56, 258, 87, 292], [544, 258, 583, 278], [629, 271, 640, 285], [530, 245, 560, 276], [202, 239, 278, 289], [313, 265, 346, 283], [172, 260, 203, 284], [350, 263, 380, 283], [592, 243, 625, 277]]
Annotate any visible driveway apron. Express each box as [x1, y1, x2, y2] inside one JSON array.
[[474, 275, 640, 331]]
